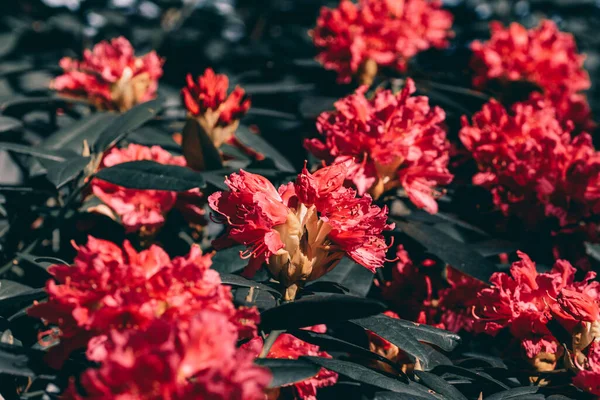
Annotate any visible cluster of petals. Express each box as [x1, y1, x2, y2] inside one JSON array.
[[306, 79, 453, 212], [182, 68, 251, 149], [65, 311, 270, 400], [459, 98, 600, 230], [470, 20, 593, 130], [573, 341, 600, 396], [244, 325, 338, 400], [209, 162, 393, 299], [378, 245, 484, 333], [312, 0, 453, 83], [473, 251, 599, 359], [91, 143, 205, 233], [53, 36, 163, 111], [28, 237, 259, 366]]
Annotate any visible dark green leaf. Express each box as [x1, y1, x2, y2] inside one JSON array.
[[414, 371, 468, 400], [0, 142, 71, 162], [235, 126, 295, 173], [353, 315, 460, 352], [219, 274, 281, 297], [350, 315, 452, 370], [93, 99, 162, 152], [1, 97, 71, 118], [95, 161, 206, 191], [210, 245, 248, 274], [0, 281, 46, 318], [0, 116, 22, 134], [484, 387, 541, 400], [429, 365, 509, 392], [290, 329, 401, 372], [373, 392, 438, 400], [260, 294, 386, 332], [0, 33, 19, 58], [42, 112, 118, 152], [0, 343, 55, 378], [181, 118, 223, 171], [310, 257, 374, 297], [303, 357, 439, 399], [397, 221, 497, 283], [44, 155, 91, 189], [243, 82, 314, 95], [255, 358, 321, 388]]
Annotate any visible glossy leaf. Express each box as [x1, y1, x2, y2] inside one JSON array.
[[350, 314, 452, 370], [255, 358, 321, 388], [235, 125, 295, 173], [260, 294, 386, 332], [94, 99, 162, 152], [397, 221, 497, 283], [94, 160, 206, 191]]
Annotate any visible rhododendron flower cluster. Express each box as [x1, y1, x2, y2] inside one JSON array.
[[53, 36, 163, 111], [312, 0, 453, 84], [244, 325, 338, 400], [209, 162, 393, 300], [65, 311, 270, 400], [28, 237, 259, 367], [474, 252, 599, 367], [91, 143, 205, 234], [470, 20, 593, 130], [459, 99, 600, 231], [182, 68, 251, 149], [306, 79, 453, 212]]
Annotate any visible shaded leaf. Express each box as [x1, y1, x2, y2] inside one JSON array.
[[95, 161, 206, 191], [310, 257, 374, 297], [235, 126, 295, 173], [94, 99, 162, 152], [303, 357, 439, 399], [350, 315, 452, 370], [42, 112, 118, 152], [484, 387, 541, 400], [290, 329, 401, 372], [0, 116, 22, 134], [353, 315, 460, 352], [0, 281, 46, 318], [255, 358, 321, 388], [0, 142, 71, 162], [0, 343, 55, 378], [429, 365, 509, 392], [210, 245, 248, 274], [397, 221, 497, 283], [414, 371, 468, 400], [219, 274, 281, 297], [44, 155, 91, 189], [181, 117, 223, 171], [1, 97, 71, 118], [260, 294, 386, 332]]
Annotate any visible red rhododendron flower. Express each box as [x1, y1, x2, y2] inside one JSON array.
[[573, 341, 600, 396], [312, 0, 453, 84], [28, 237, 259, 367], [91, 143, 205, 234], [306, 79, 453, 211], [460, 99, 600, 230], [65, 311, 270, 400], [474, 251, 599, 359], [182, 68, 251, 149], [470, 20, 593, 130], [53, 36, 163, 111], [209, 162, 393, 300], [244, 326, 338, 400]]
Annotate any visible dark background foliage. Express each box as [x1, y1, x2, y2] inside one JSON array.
[[1, 0, 600, 399]]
